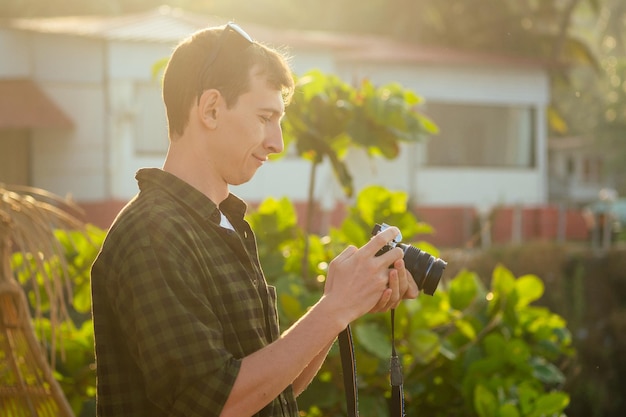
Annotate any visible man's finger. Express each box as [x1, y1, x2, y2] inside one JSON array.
[[387, 269, 400, 308], [370, 288, 392, 313], [361, 226, 402, 258]]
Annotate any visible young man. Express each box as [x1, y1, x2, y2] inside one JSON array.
[[91, 23, 418, 417]]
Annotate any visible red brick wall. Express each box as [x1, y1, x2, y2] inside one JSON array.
[[413, 206, 478, 247], [490, 206, 589, 244]]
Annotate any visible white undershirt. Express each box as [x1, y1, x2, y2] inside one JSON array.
[[219, 210, 235, 231]]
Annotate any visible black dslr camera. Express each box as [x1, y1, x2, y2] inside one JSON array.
[[372, 223, 447, 295]]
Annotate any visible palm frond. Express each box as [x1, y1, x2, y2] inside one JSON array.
[[1, 184, 88, 332], [0, 184, 90, 417]]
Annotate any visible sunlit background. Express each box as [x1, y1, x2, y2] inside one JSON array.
[[1, 2, 626, 417]]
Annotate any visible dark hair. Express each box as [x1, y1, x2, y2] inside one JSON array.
[[162, 25, 294, 138]]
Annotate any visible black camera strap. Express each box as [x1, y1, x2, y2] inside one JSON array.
[[339, 324, 359, 417], [338, 310, 405, 417], [389, 309, 405, 417]]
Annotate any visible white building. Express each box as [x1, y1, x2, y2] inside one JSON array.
[[0, 6, 551, 236], [548, 135, 609, 203]]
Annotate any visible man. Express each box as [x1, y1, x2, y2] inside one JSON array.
[[91, 23, 418, 417]]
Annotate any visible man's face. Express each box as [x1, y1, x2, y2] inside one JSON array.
[[210, 70, 285, 186]]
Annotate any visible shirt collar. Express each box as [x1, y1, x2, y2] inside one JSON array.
[[135, 168, 248, 223]]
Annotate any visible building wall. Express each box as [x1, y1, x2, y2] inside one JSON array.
[[0, 26, 554, 236], [0, 29, 108, 199], [0, 28, 30, 77], [105, 40, 173, 200], [337, 62, 549, 104], [332, 61, 550, 209]]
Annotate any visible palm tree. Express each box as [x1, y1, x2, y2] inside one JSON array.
[[0, 184, 86, 417]]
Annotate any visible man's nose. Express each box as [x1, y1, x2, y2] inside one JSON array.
[[265, 123, 284, 154]]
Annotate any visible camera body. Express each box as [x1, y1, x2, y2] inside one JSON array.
[[372, 223, 447, 295]]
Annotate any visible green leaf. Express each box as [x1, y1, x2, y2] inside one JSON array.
[[498, 403, 521, 417], [491, 264, 516, 298], [530, 357, 565, 385], [474, 384, 498, 417], [483, 333, 506, 358], [528, 392, 570, 417], [439, 339, 458, 360], [517, 382, 540, 415], [357, 393, 388, 417], [506, 339, 532, 367], [547, 105, 569, 135], [151, 57, 169, 82], [490, 265, 517, 319], [73, 280, 92, 314], [409, 329, 440, 363], [255, 197, 298, 231], [279, 293, 303, 322], [455, 318, 477, 341], [354, 322, 389, 360], [514, 274, 544, 308], [449, 270, 479, 311]]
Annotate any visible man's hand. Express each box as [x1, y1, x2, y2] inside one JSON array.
[[369, 258, 419, 313], [322, 226, 415, 325]]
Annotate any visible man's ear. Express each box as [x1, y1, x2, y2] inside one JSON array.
[[197, 89, 221, 129]]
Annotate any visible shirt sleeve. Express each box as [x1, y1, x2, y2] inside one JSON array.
[[106, 232, 240, 417]]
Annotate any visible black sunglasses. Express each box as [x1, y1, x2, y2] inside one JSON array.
[[197, 23, 254, 99]]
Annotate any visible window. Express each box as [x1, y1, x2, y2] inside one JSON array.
[[424, 102, 536, 168], [581, 156, 603, 184], [134, 83, 169, 155]]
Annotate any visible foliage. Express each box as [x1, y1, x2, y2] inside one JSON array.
[[282, 70, 437, 198], [247, 185, 574, 417], [21, 186, 574, 417], [13, 225, 106, 417], [444, 244, 626, 417], [278, 69, 437, 280]]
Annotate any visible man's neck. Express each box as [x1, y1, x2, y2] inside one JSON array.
[[163, 146, 229, 205]]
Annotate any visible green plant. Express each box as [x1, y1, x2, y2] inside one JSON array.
[[282, 70, 437, 199], [280, 70, 438, 279], [12, 225, 106, 417], [22, 186, 574, 417], [248, 185, 574, 417]]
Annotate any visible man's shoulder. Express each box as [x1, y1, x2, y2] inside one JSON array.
[[97, 189, 189, 258]]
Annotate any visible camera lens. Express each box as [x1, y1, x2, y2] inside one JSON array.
[[398, 244, 447, 295], [371, 223, 447, 295]]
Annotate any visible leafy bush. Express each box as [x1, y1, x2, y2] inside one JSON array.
[[249, 185, 574, 417], [15, 186, 573, 417], [447, 244, 626, 417]]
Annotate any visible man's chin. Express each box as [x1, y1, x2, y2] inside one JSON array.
[[229, 174, 255, 187]]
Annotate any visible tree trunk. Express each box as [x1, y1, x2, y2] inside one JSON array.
[[301, 160, 319, 282]]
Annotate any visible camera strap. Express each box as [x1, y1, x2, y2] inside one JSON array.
[[338, 310, 405, 417], [338, 324, 359, 417], [389, 309, 405, 417]]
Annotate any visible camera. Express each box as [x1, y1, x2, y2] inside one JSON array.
[[372, 223, 447, 295]]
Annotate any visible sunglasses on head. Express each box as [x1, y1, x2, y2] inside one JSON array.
[[197, 22, 254, 99]]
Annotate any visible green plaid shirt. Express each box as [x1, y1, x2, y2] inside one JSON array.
[[91, 168, 298, 417]]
